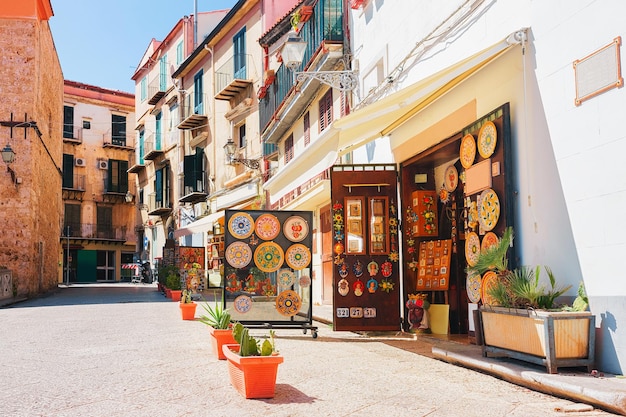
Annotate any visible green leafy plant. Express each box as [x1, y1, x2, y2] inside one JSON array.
[[199, 293, 231, 329], [158, 265, 178, 286], [232, 322, 276, 357], [165, 272, 181, 290], [466, 227, 514, 276]]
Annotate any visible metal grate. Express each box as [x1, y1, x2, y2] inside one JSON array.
[[574, 37, 623, 106]]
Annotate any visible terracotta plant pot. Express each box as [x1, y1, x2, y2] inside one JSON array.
[[222, 344, 284, 399], [208, 326, 237, 360], [170, 290, 182, 302], [165, 288, 172, 298], [179, 302, 197, 320]]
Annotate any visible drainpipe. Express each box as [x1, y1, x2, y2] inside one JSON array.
[[194, 0, 198, 48]]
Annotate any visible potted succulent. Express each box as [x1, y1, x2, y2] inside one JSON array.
[[199, 294, 236, 360], [222, 322, 283, 399], [179, 290, 197, 320]]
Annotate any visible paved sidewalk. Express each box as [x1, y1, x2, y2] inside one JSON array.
[[0, 285, 623, 417]]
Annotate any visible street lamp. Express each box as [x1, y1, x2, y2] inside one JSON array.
[[1, 144, 19, 187], [223, 138, 260, 170], [281, 30, 359, 91]]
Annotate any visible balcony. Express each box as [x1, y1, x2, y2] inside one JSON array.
[[103, 132, 134, 150], [63, 126, 82, 143], [148, 192, 172, 216], [143, 134, 164, 160], [61, 222, 128, 242], [62, 174, 86, 201], [178, 90, 209, 130], [147, 73, 167, 105], [215, 54, 255, 101], [178, 175, 208, 204], [102, 178, 133, 204]]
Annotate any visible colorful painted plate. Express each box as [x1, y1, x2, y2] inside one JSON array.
[[444, 164, 459, 192], [277, 268, 296, 288], [481, 231, 499, 253], [285, 244, 311, 270], [224, 241, 252, 269], [228, 212, 254, 239], [478, 121, 497, 159], [254, 241, 284, 273], [283, 215, 309, 242], [255, 213, 280, 240], [275, 290, 302, 316], [479, 188, 500, 232], [466, 272, 482, 303], [460, 133, 476, 168], [233, 295, 252, 314], [481, 271, 499, 305], [465, 232, 480, 267], [299, 275, 311, 288]]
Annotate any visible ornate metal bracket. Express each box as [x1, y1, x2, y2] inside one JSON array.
[[295, 70, 359, 91]]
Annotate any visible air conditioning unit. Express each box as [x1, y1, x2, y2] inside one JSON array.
[[75, 157, 86, 167], [98, 160, 109, 170]]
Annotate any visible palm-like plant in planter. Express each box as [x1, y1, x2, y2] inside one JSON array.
[[199, 293, 235, 360]]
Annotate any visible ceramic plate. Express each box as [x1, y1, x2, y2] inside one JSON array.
[[481, 232, 499, 253], [285, 244, 311, 270], [481, 271, 499, 305], [228, 212, 254, 239], [466, 272, 482, 303], [283, 215, 309, 242], [478, 121, 497, 159], [225, 241, 252, 269], [479, 188, 500, 232], [254, 241, 284, 273], [465, 232, 480, 267], [277, 268, 296, 288], [255, 213, 280, 240], [299, 275, 311, 288], [460, 133, 476, 168], [233, 295, 252, 314], [275, 290, 302, 316], [444, 164, 459, 192]]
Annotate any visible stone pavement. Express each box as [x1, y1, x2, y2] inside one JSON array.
[[0, 284, 623, 417]]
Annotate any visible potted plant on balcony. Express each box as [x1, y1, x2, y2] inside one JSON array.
[[222, 322, 283, 399], [179, 290, 197, 320], [199, 294, 236, 360]]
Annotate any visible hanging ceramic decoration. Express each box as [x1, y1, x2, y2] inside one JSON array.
[[478, 120, 497, 159], [444, 164, 459, 192], [338, 262, 349, 278], [353, 260, 364, 277], [225, 241, 253, 269], [254, 241, 284, 273], [460, 133, 476, 168], [381, 261, 393, 278], [465, 231, 480, 267], [233, 295, 252, 314], [277, 268, 296, 288], [254, 213, 280, 240], [367, 278, 378, 293], [275, 289, 302, 316], [353, 279, 365, 296], [481, 271, 499, 305], [228, 212, 254, 239], [285, 243, 311, 270], [334, 241, 345, 255], [478, 188, 500, 232], [283, 215, 309, 242], [367, 261, 379, 277], [338, 278, 350, 296], [481, 231, 499, 253], [299, 275, 311, 288], [466, 272, 482, 303]]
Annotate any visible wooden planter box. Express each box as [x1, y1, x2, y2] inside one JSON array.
[[478, 307, 595, 373], [222, 344, 283, 399]]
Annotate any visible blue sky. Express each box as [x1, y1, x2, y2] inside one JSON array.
[[49, 0, 238, 93]]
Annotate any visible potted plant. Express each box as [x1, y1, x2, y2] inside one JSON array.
[[199, 294, 236, 360], [166, 271, 182, 301], [179, 290, 197, 320], [157, 265, 177, 294], [222, 322, 283, 399]]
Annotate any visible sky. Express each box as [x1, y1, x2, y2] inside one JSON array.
[[49, 0, 238, 94]]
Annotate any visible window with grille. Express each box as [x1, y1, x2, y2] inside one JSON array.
[[107, 159, 128, 193], [111, 114, 126, 146], [284, 134, 294, 164], [62, 154, 74, 188], [304, 112, 310, 146], [319, 89, 333, 132], [63, 105, 74, 139], [64, 203, 81, 236]]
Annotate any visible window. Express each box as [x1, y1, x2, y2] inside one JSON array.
[[64, 203, 81, 236], [233, 28, 246, 79], [111, 114, 126, 146], [62, 154, 74, 188], [107, 159, 128, 193], [63, 105, 74, 139], [96, 250, 115, 281], [284, 134, 294, 164], [341, 91, 350, 117], [184, 147, 205, 194], [319, 89, 333, 132], [159, 53, 168, 91], [193, 70, 203, 114], [155, 111, 162, 150], [82, 120, 91, 129], [138, 129, 145, 164], [238, 123, 246, 148], [154, 166, 171, 209], [97, 206, 113, 239], [176, 41, 184, 65], [140, 76, 147, 102], [304, 112, 310, 146]]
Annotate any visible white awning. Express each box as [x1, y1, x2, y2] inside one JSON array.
[[173, 211, 224, 239]]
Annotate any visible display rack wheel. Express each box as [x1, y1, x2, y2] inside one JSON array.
[[312, 330, 318, 339], [303, 328, 308, 335]]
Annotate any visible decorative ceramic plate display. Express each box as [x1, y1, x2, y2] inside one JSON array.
[[277, 268, 296, 288], [254, 213, 280, 241], [481, 271, 499, 305], [299, 275, 311, 288], [283, 215, 309, 242], [478, 121, 497, 159], [285, 244, 311, 270], [228, 212, 254, 239], [225, 241, 252, 269], [479, 188, 500, 232], [465, 232, 480, 267], [254, 241, 284, 273], [481, 231, 499, 253], [460, 133, 476, 168], [275, 290, 302, 316], [233, 295, 252, 314], [466, 272, 482, 303], [444, 164, 459, 192]]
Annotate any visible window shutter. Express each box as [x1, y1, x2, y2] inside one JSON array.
[[304, 112, 310, 146], [63, 154, 74, 188]]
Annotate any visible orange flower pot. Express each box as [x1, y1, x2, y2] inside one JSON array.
[[208, 326, 237, 360], [170, 290, 182, 302], [222, 344, 284, 399], [179, 302, 197, 320]]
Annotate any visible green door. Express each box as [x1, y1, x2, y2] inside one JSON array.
[[77, 250, 97, 282]]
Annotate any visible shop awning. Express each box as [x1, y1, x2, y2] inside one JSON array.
[[334, 36, 517, 156], [173, 211, 224, 239]]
